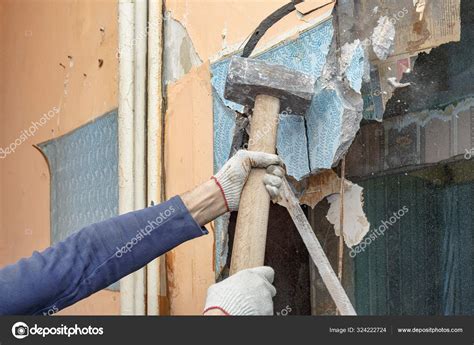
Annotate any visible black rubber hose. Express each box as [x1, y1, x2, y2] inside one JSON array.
[[241, 0, 303, 58]]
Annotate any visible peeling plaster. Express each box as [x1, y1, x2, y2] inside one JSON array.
[[159, 0, 466, 296], [211, 20, 335, 180], [326, 182, 370, 248], [205, 0, 447, 279], [413, 0, 427, 21], [290, 169, 370, 249], [388, 77, 411, 89], [371, 16, 396, 60], [163, 15, 202, 85]]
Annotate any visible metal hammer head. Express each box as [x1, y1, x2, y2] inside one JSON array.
[[224, 56, 316, 115]]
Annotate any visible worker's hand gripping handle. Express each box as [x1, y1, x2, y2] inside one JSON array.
[[229, 95, 280, 275]]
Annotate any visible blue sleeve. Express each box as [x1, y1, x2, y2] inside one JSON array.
[[0, 196, 208, 315]]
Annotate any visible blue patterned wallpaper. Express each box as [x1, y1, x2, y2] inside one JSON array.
[[211, 20, 335, 179], [38, 110, 119, 290]]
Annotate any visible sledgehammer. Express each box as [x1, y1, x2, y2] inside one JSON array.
[[224, 56, 315, 274]]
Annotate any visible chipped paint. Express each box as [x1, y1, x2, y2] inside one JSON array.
[[163, 15, 202, 85]]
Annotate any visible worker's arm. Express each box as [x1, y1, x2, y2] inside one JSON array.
[[0, 195, 209, 315], [0, 150, 283, 315]]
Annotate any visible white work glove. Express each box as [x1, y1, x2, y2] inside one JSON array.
[[204, 266, 276, 316], [212, 150, 285, 211]]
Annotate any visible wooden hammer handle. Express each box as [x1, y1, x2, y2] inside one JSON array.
[[229, 94, 280, 275]]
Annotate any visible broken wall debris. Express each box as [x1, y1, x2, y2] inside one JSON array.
[[211, 17, 368, 275], [291, 169, 370, 248], [384, 0, 472, 118], [210, 6, 367, 276], [357, 0, 461, 120], [294, 169, 342, 207], [163, 0, 334, 314], [326, 183, 370, 248], [211, 18, 365, 180]]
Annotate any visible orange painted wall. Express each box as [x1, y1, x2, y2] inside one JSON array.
[[164, 63, 215, 315], [0, 0, 119, 315], [166, 0, 334, 60]]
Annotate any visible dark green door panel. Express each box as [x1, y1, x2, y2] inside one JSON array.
[[355, 174, 473, 315]]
